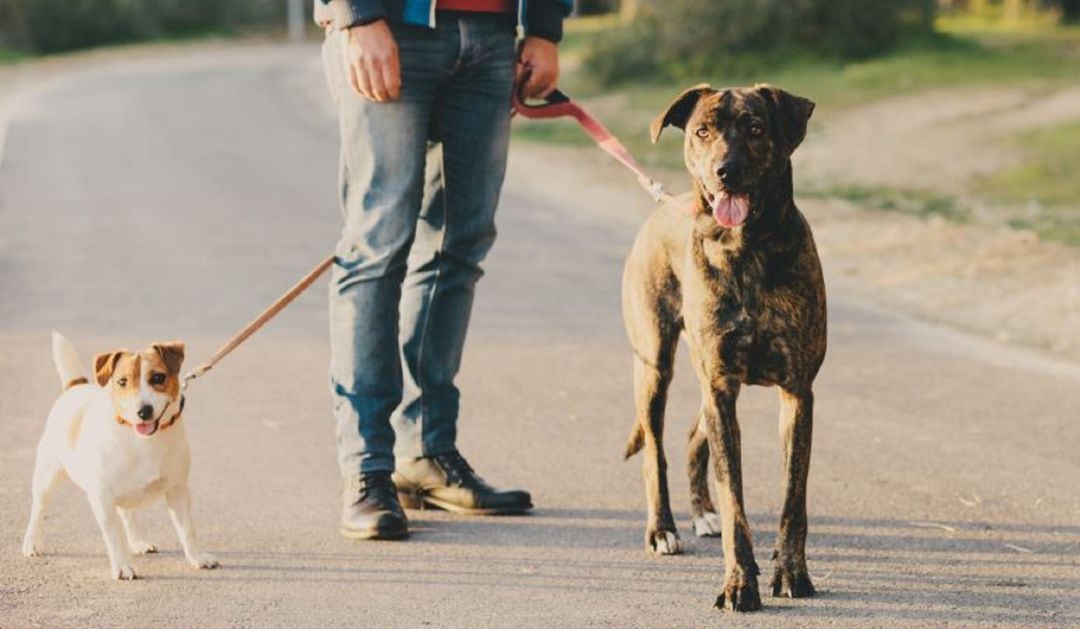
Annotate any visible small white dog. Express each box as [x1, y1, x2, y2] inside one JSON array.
[[22, 332, 218, 580]]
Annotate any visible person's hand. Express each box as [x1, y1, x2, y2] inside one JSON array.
[[516, 37, 559, 99], [342, 19, 401, 102]]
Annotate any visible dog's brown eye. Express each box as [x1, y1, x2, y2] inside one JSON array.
[[695, 127, 709, 139], [116, 377, 128, 387], [150, 372, 166, 386]]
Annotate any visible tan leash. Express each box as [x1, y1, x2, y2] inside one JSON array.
[[181, 254, 335, 389]]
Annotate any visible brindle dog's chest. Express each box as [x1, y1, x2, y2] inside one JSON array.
[[681, 237, 821, 387]]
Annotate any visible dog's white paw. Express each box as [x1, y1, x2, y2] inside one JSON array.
[[129, 541, 157, 554], [189, 553, 219, 569], [22, 539, 42, 557], [113, 564, 138, 580], [649, 530, 682, 556], [693, 512, 723, 538]]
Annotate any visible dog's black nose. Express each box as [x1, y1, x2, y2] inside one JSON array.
[[137, 405, 154, 420], [717, 163, 739, 184]]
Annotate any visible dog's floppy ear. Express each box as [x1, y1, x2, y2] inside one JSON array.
[[152, 341, 185, 374], [650, 83, 714, 144], [756, 84, 815, 154], [93, 351, 124, 387]]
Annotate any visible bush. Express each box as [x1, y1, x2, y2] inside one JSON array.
[[577, 0, 620, 14], [585, 0, 938, 84], [1061, 0, 1080, 21], [0, 0, 289, 54]]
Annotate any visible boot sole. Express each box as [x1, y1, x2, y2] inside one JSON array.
[[398, 490, 532, 516], [339, 524, 409, 541]]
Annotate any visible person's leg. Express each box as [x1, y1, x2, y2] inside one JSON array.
[[392, 14, 516, 459], [324, 25, 451, 477]]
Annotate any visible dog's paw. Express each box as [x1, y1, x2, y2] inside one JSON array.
[[770, 563, 815, 598], [189, 552, 219, 569], [692, 512, 722, 538], [129, 541, 157, 555], [647, 529, 682, 556], [113, 564, 138, 581], [22, 533, 43, 557], [714, 574, 762, 612]]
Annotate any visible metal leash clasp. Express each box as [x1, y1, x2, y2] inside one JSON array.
[[639, 176, 669, 203]]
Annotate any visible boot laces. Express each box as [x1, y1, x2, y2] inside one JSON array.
[[348, 472, 394, 499], [434, 451, 484, 487]]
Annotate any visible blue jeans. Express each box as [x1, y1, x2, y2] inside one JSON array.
[[323, 13, 516, 475]]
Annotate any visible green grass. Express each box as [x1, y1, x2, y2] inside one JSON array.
[[1006, 215, 1080, 247], [0, 47, 34, 64], [981, 120, 1080, 206], [804, 185, 967, 221], [979, 120, 1080, 246], [513, 118, 595, 147]]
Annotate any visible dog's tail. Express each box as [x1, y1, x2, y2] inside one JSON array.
[[624, 423, 644, 459], [51, 332, 88, 390]]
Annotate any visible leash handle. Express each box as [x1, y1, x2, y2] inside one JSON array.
[[510, 87, 572, 114], [512, 85, 672, 205], [181, 254, 335, 389]]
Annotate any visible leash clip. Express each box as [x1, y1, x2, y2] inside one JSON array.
[[180, 365, 209, 391], [639, 177, 668, 203]]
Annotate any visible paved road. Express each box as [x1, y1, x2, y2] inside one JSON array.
[[1, 44, 1078, 627]]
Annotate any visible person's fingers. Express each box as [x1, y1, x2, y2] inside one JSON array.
[[382, 50, 401, 101], [522, 68, 542, 98], [353, 62, 376, 101], [523, 66, 554, 99], [537, 68, 557, 98], [363, 56, 389, 102]]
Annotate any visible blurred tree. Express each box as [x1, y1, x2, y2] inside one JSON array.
[[576, 0, 619, 15], [0, 0, 290, 53], [1060, 0, 1080, 20], [586, 0, 937, 84]]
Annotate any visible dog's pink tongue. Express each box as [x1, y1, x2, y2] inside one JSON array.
[[711, 193, 750, 227], [135, 421, 157, 437]]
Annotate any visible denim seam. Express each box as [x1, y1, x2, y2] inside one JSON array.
[[414, 150, 450, 457]]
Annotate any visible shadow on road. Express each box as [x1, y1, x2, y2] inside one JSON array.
[[81, 508, 1075, 625]]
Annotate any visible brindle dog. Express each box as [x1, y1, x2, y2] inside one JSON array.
[[621, 84, 825, 612]]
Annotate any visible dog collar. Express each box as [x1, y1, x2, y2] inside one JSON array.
[[160, 395, 185, 432], [115, 395, 185, 432]]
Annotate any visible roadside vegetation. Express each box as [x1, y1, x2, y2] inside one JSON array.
[[515, 1, 1080, 246], [0, 0, 295, 55], [981, 120, 1080, 245]]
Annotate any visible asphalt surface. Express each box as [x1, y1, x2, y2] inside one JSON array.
[[1, 44, 1078, 627]]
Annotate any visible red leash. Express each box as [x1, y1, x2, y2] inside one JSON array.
[[513, 87, 788, 244], [512, 87, 673, 205]]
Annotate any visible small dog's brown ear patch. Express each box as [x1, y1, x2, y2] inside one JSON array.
[[756, 84, 815, 154], [650, 83, 714, 144], [93, 351, 124, 387], [152, 341, 186, 374]]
